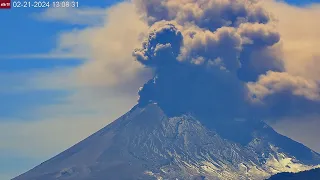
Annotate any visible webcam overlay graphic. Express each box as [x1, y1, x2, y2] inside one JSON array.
[[0, 0, 10, 9]]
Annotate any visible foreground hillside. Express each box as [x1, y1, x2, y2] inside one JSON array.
[[268, 168, 320, 180]]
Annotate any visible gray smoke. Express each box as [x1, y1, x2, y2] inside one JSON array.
[[132, 0, 320, 121]]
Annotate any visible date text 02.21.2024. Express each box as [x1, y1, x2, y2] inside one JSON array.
[[12, 1, 79, 8]]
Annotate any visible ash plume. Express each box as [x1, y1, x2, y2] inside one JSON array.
[[132, 0, 320, 121]]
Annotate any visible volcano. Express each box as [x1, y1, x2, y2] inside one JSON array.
[[13, 103, 320, 180]]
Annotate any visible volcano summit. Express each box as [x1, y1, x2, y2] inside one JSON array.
[[13, 104, 320, 180]]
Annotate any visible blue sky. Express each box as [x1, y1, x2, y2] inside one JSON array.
[[0, 0, 130, 179], [0, 0, 319, 179], [286, 0, 320, 5]]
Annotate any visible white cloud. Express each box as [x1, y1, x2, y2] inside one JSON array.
[[263, 0, 320, 81], [0, 1, 150, 166], [46, 2, 151, 89], [248, 71, 320, 101], [1, 2, 152, 92], [257, 0, 320, 152]]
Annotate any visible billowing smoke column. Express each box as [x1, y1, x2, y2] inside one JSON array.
[[132, 0, 320, 121]]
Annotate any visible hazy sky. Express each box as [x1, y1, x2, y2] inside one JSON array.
[[0, 0, 319, 179]]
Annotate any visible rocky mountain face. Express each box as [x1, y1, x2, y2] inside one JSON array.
[[13, 104, 320, 180]]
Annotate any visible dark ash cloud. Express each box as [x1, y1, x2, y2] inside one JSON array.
[[132, 0, 320, 121]]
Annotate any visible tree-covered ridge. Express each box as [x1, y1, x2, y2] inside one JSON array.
[[268, 168, 320, 180]]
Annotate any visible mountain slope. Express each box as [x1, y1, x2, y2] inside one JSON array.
[[13, 104, 320, 180], [268, 168, 320, 180]]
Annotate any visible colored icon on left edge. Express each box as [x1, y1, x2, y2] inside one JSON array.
[[0, 0, 10, 9]]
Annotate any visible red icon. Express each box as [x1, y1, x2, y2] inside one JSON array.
[[0, 0, 10, 9]]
